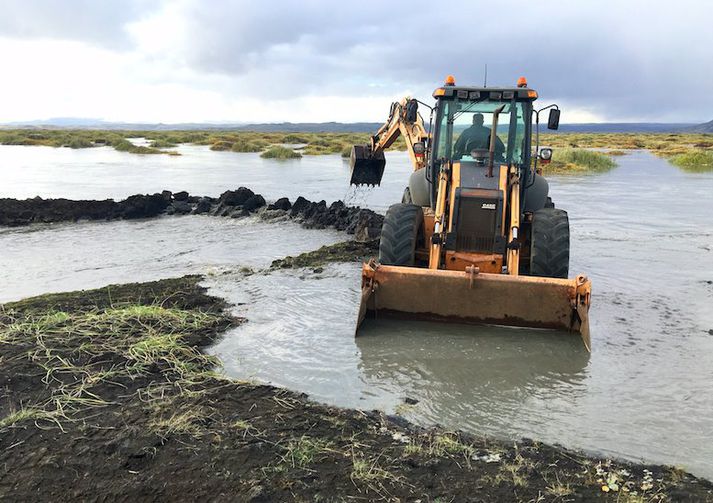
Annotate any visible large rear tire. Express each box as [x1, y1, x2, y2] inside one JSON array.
[[379, 203, 423, 266], [530, 208, 569, 278]]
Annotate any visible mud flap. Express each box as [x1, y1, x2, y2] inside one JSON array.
[[356, 263, 592, 351], [350, 145, 386, 186]]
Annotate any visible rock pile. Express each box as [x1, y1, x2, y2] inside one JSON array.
[[0, 187, 384, 240]]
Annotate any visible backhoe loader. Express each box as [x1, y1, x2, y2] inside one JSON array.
[[350, 76, 592, 350]]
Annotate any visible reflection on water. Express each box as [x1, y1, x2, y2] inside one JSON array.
[[1, 147, 713, 479]]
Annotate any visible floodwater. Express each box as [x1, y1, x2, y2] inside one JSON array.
[[1, 145, 712, 479], [0, 216, 344, 302], [0, 143, 410, 213]]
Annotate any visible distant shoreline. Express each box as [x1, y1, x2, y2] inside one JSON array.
[[1, 120, 708, 134]]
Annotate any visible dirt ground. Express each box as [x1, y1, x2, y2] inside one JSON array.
[[1, 277, 711, 502]]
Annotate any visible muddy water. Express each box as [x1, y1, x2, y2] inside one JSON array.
[[1, 146, 712, 478], [0, 216, 344, 302], [206, 150, 713, 479]]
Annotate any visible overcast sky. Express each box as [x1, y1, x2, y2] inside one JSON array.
[[1, 0, 711, 124]]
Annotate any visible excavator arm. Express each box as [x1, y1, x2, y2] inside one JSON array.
[[349, 97, 429, 186]]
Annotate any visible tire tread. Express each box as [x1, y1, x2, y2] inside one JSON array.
[[530, 208, 569, 278], [379, 204, 423, 265]]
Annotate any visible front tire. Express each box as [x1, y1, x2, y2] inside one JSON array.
[[530, 208, 570, 278], [379, 203, 423, 266]]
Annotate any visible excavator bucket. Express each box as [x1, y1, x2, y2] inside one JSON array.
[[350, 145, 386, 186], [357, 262, 592, 351]]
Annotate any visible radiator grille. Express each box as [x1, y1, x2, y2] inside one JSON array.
[[455, 196, 498, 253]]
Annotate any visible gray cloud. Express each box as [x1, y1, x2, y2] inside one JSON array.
[[2, 0, 711, 121], [169, 0, 713, 121], [0, 0, 152, 48]]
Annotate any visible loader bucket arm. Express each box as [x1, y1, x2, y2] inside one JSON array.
[[349, 97, 429, 187], [357, 262, 592, 351]]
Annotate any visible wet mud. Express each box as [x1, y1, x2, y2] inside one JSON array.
[[0, 188, 384, 240], [270, 239, 379, 269], [1, 277, 711, 502]]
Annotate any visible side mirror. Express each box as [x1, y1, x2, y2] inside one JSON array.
[[547, 109, 560, 130], [405, 99, 418, 123]]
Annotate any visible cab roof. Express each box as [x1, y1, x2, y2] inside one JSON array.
[[433, 85, 538, 101]]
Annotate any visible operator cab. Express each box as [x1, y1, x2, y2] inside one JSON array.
[[430, 82, 536, 172], [426, 77, 556, 212]]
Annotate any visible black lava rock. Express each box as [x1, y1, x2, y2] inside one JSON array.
[[243, 194, 266, 213], [219, 187, 254, 206], [268, 197, 291, 211], [119, 193, 170, 219], [290, 196, 311, 216], [173, 191, 190, 201], [170, 200, 192, 215], [193, 197, 213, 214]]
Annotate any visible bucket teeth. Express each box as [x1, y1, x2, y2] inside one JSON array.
[[350, 145, 386, 186]]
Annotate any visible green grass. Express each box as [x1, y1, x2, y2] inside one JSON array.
[[281, 436, 332, 468], [351, 455, 397, 483], [0, 406, 59, 429], [260, 146, 302, 159], [282, 134, 309, 144], [4, 128, 710, 167], [0, 302, 226, 432], [669, 149, 713, 172], [111, 138, 177, 155], [545, 148, 617, 174], [0, 128, 409, 157], [68, 137, 94, 149], [231, 139, 267, 152], [209, 140, 233, 151], [149, 139, 177, 149]]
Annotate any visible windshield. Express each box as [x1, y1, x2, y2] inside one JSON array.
[[435, 100, 527, 165]]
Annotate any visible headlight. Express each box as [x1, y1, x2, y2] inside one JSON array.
[[539, 148, 553, 161]]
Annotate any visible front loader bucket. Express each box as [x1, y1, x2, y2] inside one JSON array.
[[357, 262, 592, 351], [350, 145, 386, 186]]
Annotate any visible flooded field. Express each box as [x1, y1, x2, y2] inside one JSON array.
[[1, 145, 712, 479], [0, 143, 410, 213]]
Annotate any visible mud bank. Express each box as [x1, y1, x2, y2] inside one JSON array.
[[1, 277, 711, 502], [270, 239, 379, 269], [0, 188, 384, 239]]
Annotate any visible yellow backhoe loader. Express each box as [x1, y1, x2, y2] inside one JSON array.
[[350, 76, 592, 350]]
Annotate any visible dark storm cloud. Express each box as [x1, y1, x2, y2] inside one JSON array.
[[173, 0, 713, 121]]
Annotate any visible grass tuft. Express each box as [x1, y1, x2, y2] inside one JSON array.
[[281, 436, 332, 468], [669, 149, 713, 172], [546, 148, 617, 174], [260, 146, 302, 159], [0, 406, 57, 429], [351, 455, 397, 483]]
